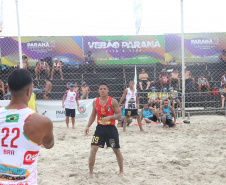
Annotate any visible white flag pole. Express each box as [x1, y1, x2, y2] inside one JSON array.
[[181, 0, 185, 119], [15, 0, 23, 68], [134, 65, 137, 89]]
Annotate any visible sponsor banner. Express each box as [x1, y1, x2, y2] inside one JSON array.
[[36, 99, 94, 122], [0, 36, 83, 66], [0, 99, 93, 122], [83, 35, 165, 65], [165, 32, 226, 63]]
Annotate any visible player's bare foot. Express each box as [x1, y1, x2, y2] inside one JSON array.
[[89, 173, 93, 178], [140, 129, 144, 131], [119, 172, 124, 176]]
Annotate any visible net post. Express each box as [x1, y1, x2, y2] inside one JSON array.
[[15, 0, 23, 68]]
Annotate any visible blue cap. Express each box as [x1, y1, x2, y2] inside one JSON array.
[[169, 87, 174, 90], [150, 86, 155, 90], [69, 83, 74, 87], [163, 88, 167, 92]]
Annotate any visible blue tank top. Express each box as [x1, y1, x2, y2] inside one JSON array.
[[199, 78, 206, 83], [122, 105, 125, 117], [142, 108, 153, 118], [162, 105, 171, 119]]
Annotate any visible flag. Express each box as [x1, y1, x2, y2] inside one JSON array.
[[0, 0, 4, 32], [6, 114, 19, 122], [134, 65, 137, 89], [134, 0, 142, 35]]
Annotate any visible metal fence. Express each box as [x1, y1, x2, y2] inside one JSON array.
[[0, 34, 225, 117]]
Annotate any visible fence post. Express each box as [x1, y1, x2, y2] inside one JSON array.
[[181, 0, 185, 119]]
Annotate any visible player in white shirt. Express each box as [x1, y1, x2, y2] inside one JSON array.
[[62, 83, 79, 129], [0, 69, 54, 185], [119, 80, 144, 132]]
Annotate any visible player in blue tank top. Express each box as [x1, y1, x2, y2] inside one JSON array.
[[140, 102, 160, 124], [117, 105, 132, 127], [160, 99, 176, 128]]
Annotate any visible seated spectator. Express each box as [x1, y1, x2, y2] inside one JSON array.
[[66, 82, 71, 89], [0, 79, 5, 100], [138, 69, 151, 91], [140, 102, 160, 124], [159, 88, 169, 106], [35, 59, 50, 80], [170, 69, 181, 90], [168, 87, 181, 110], [117, 105, 132, 127], [184, 68, 195, 90], [51, 58, 64, 80], [148, 87, 160, 108], [83, 51, 96, 73], [73, 82, 79, 94], [218, 50, 226, 64], [43, 77, 52, 100], [197, 74, 210, 95], [80, 82, 90, 99], [221, 87, 226, 109], [159, 69, 171, 89], [4, 82, 10, 100], [221, 72, 226, 88], [22, 54, 29, 69]]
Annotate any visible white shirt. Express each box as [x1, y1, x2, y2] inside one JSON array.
[[64, 90, 78, 109], [125, 88, 137, 109]]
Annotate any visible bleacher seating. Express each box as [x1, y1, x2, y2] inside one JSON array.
[[1, 62, 224, 111]]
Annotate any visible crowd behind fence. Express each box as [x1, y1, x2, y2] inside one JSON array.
[[0, 34, 226, 117]]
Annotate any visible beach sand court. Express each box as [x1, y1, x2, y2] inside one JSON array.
[[38, 115, 226, 185]]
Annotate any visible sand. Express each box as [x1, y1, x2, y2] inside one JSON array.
[[37, 115, 226, 185]]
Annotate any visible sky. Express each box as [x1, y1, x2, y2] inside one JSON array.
[[0, 0, 225, 37]]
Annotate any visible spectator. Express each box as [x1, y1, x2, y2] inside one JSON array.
[[170, 69, 181, 90], [148, 87, 160, 108], [184, 68, 195, 90], [218, 50, 226, 64], [44, 77, 52, 100], [168, 87, 181, 110], [221, 72, 226, 88], [221, 87, 226, 109], [83, 51, 96, 73], [35, 59, 50, 80], [140, 102, 160, 124], [138, 69, 151, 91], [28, 85, 38, 113], [159, 69, 171, 89], [159, 88, 169, 107], [51, 58, 64, 80], [73, 82, 79, 94], [197, 74, 210, 95], [22, 54, 29, 69], [4, 82, 10, 100], [0, 79, 5, 100], [66, 82, 71, 89], [80, 82, 90, 99]]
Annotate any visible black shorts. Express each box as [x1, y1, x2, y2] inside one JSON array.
[[148, 115, 157, 122], [46, 93, 51, 98], [65, 108, 76, 117], [125, 109, 138, 116], [91, 124, 120, 148], [161, 118, 175, 127]]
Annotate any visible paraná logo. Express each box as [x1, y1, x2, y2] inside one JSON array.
[[78, 106, 86, 114], [23, 151, 39, 165]]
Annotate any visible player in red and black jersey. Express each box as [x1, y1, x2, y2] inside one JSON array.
[[85, 83, 123, 177]]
